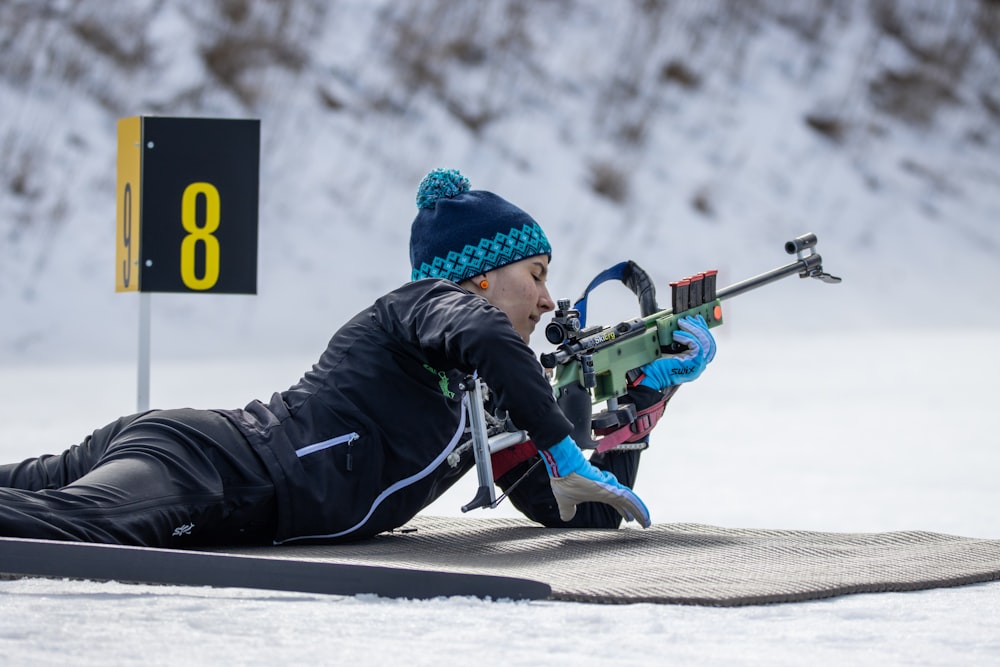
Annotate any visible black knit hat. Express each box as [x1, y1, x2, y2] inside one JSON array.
[[409, 168, 552, 283]]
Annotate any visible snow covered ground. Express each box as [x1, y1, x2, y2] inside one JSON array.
[[1, 2, 999, 663], [2, 328, 998, 666]]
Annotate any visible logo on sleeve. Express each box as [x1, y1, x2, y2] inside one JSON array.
[[422, 364, 456, 398]]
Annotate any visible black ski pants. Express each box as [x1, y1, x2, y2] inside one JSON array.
[[0, 408, 277, 548]]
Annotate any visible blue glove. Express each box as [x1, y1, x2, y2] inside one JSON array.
[[639, 314, 716, 391], [539, 436, 651, 528]]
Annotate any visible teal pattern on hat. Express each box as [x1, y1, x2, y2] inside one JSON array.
[[413, 222, 550, 282]]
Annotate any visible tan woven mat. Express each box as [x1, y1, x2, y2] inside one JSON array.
[[222, 516, 1000, 605]]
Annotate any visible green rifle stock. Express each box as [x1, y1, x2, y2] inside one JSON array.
[[539, 233, 841, 447]]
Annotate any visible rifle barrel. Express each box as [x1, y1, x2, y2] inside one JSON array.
[[716, 254, 821, 301]]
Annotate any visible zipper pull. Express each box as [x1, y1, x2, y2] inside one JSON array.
[[346, 434, 358, 471]]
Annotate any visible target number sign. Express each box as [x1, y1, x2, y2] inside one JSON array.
[[115, 117, 259, 294]]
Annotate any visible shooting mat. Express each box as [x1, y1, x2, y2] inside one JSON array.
[[224, 516, 1000, 606]]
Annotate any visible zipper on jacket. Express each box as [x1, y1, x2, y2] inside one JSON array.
[[295, 432, 360, 458]]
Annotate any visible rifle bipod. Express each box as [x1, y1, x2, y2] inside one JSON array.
[[455, 376, 529, 513]]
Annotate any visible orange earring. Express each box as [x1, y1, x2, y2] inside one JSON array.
[[479, 279, 489, 290]]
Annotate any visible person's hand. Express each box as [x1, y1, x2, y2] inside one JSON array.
[[539, 436, 651, 527], [638, 315, 716, 391]]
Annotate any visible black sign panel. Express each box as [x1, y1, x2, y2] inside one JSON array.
[[131, 117, 259, 294]]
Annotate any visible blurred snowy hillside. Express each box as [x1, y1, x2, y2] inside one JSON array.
[[1, 0, 998, 366]]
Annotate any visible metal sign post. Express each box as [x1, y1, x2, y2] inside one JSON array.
[[137, 292, 152, 411]]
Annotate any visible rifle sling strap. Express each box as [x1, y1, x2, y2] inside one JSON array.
[[490, 393, 670, 481], [491, 440, 541, 481]]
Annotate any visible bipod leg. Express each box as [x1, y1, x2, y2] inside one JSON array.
[[460, 376, 497, 513]]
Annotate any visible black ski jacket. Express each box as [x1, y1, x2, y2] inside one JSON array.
[[220, 279, 575, 544]]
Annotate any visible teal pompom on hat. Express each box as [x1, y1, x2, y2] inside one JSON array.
[[409, 168, 552, 283]]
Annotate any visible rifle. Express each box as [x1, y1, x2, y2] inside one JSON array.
[[458, 232, 841, 513]]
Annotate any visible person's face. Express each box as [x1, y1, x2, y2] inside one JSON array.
[[481, 257, 555, 343]]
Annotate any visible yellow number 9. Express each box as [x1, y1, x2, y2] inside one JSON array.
[[180, 182, 221, 290]]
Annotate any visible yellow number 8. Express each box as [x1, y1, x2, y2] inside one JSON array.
[[180, 182, 221, 290]]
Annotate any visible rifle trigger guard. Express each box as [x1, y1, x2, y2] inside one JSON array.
[[591, 403, 638, 433]]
